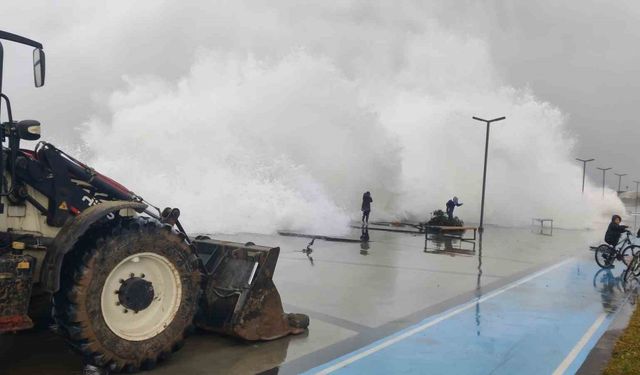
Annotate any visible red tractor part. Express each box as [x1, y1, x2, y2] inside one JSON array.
[[0, 252, 35, 333]]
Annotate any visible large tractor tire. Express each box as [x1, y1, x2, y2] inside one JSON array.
[[53, 217, 201, 372]]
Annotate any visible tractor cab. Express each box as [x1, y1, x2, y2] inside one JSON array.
[[0, 31, 45, 213], [0, 30, 45, 89]]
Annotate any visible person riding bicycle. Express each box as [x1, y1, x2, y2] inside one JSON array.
[[605, 215, 629, 247]]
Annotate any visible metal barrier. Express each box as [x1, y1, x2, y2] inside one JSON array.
[[532, 218, 553, 236]]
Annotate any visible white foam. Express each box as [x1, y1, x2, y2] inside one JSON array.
[[78, 26, 623, 235]]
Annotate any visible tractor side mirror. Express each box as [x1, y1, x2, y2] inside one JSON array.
[[33, 48, 45, 87], [17, 120, 41, 140]]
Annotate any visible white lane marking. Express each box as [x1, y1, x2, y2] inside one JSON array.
[[552, 313, 608, 375], [314, 258, 575, 375]]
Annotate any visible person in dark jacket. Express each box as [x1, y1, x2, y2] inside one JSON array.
[[605, 215, 628, 247], [445, 196, 463, 220], [361, 191, 373, 224]]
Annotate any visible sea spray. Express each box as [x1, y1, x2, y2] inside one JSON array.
[[78, 21, 623, 235], [81, 53, 400, 234]]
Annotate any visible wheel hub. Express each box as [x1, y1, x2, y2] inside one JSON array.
[[118, 276, 154, 313], [101, 252, 182, 341]]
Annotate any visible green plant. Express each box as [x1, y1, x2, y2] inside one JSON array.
[[426, 209, 464, 227]]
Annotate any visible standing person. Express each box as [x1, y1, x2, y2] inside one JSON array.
[[445, 196, 463, 220], [361, 191, 373, 225]]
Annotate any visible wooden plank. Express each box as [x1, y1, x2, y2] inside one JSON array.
[[349, 225, 421, 234], [278, 231, 361, 243]]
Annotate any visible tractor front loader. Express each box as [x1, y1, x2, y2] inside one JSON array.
[[0, 30, 308, 373]]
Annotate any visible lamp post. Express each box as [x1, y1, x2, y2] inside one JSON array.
[[475, 232, 483, 336], [634, 180, 640, 231], [615, 173, 627, 193], [472, 116, 506, 232], [597, 167, 611, 198], [575, 158, 595, 194]]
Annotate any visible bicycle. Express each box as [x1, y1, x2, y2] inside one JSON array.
[[624, 248, 640, 280], [621, 252, 640, 297], [595, 231, 639, 268]]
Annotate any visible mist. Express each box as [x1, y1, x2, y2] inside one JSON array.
[[1, 1, 625, 234]]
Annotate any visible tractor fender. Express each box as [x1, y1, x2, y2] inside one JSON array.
[[41, 200, 148, 293]]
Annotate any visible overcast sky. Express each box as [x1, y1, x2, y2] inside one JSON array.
[[1, 0, 638, 190], [450, 0, 640, 189]]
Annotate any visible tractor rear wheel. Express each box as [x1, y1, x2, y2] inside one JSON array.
[[53, 217, 201, 372]]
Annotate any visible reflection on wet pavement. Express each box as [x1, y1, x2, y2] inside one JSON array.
[[475, 233, 483, 337], [303, 257, 633, 375], [0, 226, 630, 374], [593, 268, 626, 313], [360, 226, 370, 255], [424, 229, 477, 257]]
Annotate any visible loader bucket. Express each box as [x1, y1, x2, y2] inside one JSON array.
[[193, 238, 309, 340]]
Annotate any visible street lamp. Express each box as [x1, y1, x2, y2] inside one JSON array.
[[575, 158, 595, 194], [472, 116, 506, 232], [475, 232, 482, 337], [596, 167, 611, 198], [634, 180, 640, 231], [615, 173, 627, 193]]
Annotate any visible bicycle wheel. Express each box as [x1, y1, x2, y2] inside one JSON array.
[[631, 254, 640, 277], [595, 244, 614, 268], [624, 257, 639, 285], [621, 270, 638, 294], [621, 245, 640, 266]]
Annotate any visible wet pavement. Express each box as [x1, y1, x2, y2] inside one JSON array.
[[304, 258, 629, 375], [0, 225, 632, 374]]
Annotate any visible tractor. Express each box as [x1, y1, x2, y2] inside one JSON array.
[[0, 31, 308, 372]]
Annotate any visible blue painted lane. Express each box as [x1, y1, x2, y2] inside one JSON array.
[[304, 257, 628, 375]]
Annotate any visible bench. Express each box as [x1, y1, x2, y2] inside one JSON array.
[[422, 225, 479, 241], [531, 218, 553, 235], [424, 246, 476, 257], [369, 221, 426, 232]]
